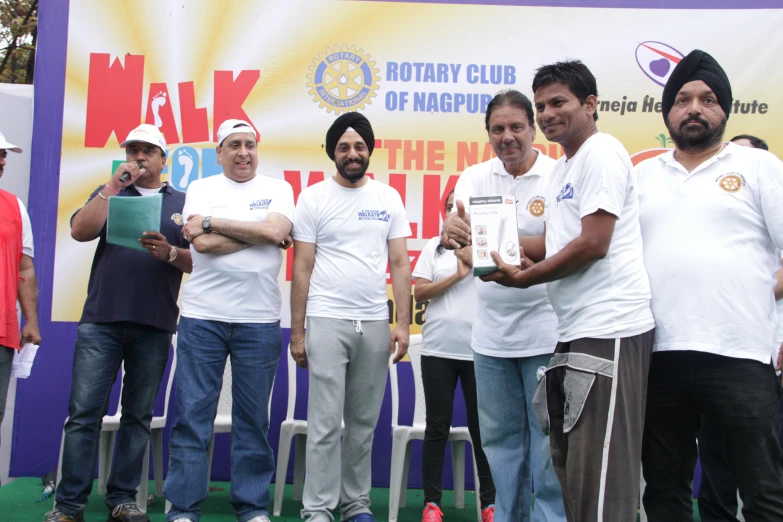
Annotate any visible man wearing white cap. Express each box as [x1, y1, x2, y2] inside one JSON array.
[[48, 124, 191, 522], [0, 131, 40, 477], [164, 119, 294, 522]]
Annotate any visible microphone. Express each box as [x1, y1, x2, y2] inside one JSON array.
[[118, 160, 144, 183]]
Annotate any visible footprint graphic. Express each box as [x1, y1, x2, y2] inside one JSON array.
[[177, 149, 195, 189], [151, 92, 167, 127]]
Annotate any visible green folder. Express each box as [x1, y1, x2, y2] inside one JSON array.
[[106, 194, 163, 252]]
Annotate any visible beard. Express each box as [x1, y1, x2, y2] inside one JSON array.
[[667, 114, 727, 152], [336, 156, 369, 183]]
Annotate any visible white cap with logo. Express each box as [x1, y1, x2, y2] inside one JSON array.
[[119, 124, 167, 155], [217, 119, 257, 146], [0, 132, 22, 153]]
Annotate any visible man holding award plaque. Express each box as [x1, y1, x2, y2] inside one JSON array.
[[442, 90, 566, 522], [450, 61, 654, 522]]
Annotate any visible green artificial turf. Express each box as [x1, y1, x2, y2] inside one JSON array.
[[0, 478, 702, 521]]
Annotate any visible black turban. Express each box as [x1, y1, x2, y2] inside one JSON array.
[[662, 49, 732, 121], [325, 112, 375, 160]]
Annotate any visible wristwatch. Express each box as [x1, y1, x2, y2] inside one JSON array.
[[202, 215, 212, 234], [168, 246, 178, 263]]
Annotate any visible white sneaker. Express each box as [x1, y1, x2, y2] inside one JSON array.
[[172, 519, 193, 522], [245, 516, 271, 522]]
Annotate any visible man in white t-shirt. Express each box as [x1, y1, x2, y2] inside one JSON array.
[[441, 90, 565, 522], [0, 131, 39, 481], [456, 61, 655, 521], [164, 119, 294, 522], [291, 112, 411, 522], [635, 50, 783, 520], [697, 134, 781, 522]]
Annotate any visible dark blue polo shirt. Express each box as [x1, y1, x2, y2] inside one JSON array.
[[72, 182, 188, 333]]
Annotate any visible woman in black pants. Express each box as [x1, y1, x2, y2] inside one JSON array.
[[412, 191, 496, 522]]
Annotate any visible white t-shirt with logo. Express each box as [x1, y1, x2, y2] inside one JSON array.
[[413, 237, 475, 360], [454, 152, 559, 357], [544, 132, 654, 342], [180, 173, 294, 323], [637, 143, 783, 364], [293, 177, 411, 320]]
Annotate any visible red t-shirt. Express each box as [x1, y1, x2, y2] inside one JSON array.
[[0, 188, 22, 349]]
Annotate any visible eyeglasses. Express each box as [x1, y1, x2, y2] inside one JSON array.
[[126, 145, 161, 156]]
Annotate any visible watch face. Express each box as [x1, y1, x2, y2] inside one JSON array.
[[202, 216, 211, 231]]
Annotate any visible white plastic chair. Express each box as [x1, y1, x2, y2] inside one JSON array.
[[388, 334, 481, 522], [205, 357, 234, 480], [273, 346, 346, 517], [149, 335, 178, 497], [56, 335, 178, 514]]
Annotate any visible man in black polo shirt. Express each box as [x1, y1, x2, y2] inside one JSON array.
[[46, 125, 191, 522]]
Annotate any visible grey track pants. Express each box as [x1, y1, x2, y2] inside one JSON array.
[[301, 317, 391, 522]]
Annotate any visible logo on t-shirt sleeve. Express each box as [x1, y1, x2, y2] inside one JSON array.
[[556, 183, 574, 203], [357, 209, 391, 221], [249, 199, 272, 210]]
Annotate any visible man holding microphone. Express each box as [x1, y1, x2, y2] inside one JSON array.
[[48, 124, 191, 522]]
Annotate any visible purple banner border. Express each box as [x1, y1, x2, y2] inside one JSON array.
[[10, 0, 69, 474], [28, 3, 67, 322], [356, 0, 781, 8]]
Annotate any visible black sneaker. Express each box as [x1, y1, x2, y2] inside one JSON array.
[[107, 503, 150, 522], [43, 509, 84, 522]]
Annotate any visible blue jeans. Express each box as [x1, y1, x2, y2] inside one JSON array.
[[473, 352, 566, 522], [56, 322, 171, 515], [0, 345, 14, 476], [164, 317, 281, 522]]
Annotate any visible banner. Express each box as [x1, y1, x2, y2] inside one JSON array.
[[53, 1, 782, 333]]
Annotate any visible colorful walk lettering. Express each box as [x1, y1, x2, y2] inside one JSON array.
[[84, 53, 260, 149]]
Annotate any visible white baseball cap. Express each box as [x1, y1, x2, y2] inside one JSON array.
[[0, 132, 22, 153], [119, 124, 167, 155], [217, 119, 257, 146]]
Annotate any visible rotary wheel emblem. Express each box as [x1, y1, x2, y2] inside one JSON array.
[[719, 174, 742, 193], [306, 44, 380, 114], [528, 198, 545, 217]]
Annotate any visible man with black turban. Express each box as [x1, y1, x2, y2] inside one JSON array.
[[636, 50, 783, 520], [290, 112, 411, 522]]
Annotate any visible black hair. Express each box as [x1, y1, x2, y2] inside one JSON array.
[[731, 134, 769, 151], [436, 189, 456, 256], [484, 90, 535, 131], [532, 59, 599, 121]]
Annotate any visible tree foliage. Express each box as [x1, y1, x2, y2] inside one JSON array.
[[0, 0, 38, 84]]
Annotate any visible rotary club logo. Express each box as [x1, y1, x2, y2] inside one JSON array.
[[171, 213, 183, 225], [527, 197, 546, 217], [306, 44, 380, 114], [716, 173, 745, 193]]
